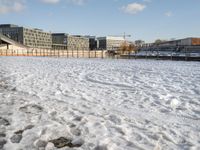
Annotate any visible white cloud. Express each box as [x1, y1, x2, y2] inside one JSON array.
[[122, 3, 146, 15], [0, 0, 25, 14], [165, 11, 173, 17], [41, 0, 60, 4]]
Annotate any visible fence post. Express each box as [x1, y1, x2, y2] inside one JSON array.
[[39, 49, 41, 57], [145, 51, 147, 59], [171, 50, 173, 60], [135, 51, 137, 59], [157, 50, 159, 60], [88, 50, 90, 58], [185, 47, 188, 61]]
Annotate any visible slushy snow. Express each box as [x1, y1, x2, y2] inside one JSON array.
[[0, 57, 200, 150]]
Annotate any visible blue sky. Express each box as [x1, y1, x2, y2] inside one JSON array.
[[0, 0, 200, 42]]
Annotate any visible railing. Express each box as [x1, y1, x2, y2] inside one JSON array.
[[0, 49, 107, 59], [120, 50, 200, 61], [1, 48, 199, 61]]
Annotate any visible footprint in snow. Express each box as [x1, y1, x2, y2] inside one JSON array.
[[10, 125, 34, 143], [0, 117, 10, 126], [49, 137, 84, 148], [19, 104, 43, 115]]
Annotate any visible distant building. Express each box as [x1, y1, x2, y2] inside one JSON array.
[[135, 40, 145, 47], [84, 36, 98, 50], [98, 36, 125, 50], [68, 35, 89, 50], [155, 38, 200, 47], [139, 37, 200, 54], [52, 33, 68, 50], [0, 33, 28, 50], [0, 24, 52, 49], [52, 33, 89, 50]]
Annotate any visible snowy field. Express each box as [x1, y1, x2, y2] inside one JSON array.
[[0, 57, 200, 150]]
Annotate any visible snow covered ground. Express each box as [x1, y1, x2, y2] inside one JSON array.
[[0, 57, 200, 150]]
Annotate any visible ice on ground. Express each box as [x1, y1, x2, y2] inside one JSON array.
[[0, 57, 200, 150]]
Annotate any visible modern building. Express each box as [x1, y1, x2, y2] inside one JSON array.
[[139, 37, 200, 54], [52, 33, 89, 50], [135, 40, 145, 47], [155, 38, 200, 47], [0, 33, 28, 50], [68, 35, 89, 50], [52, 33, 68, 50], [98, 36, 125, 50], [0, 24, 52, 49], [84, 36, 98, 50]]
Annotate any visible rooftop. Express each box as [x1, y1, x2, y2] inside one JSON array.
[[0, 24, 19, 28]]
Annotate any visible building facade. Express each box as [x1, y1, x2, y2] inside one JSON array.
[[98, 36, 125, 50], [52, 33, 89, 50], [84, 36, 98, 50], [0, 24, 52, 49], [155, 38, 200, 47], [52, 33, 68, 50], [67, 35, 89, 50], [135, 40, 145, 47], [0, 33, 28, 50]]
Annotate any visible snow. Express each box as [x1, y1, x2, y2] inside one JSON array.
[[0, 57, 200, 150]]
